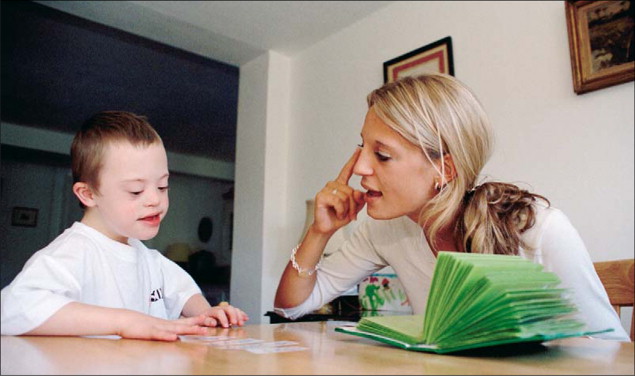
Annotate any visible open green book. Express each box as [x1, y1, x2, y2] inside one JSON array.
[[335, 252, 611, 353]]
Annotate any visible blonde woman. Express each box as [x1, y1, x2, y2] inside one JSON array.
[[274, 73, 628, 341]]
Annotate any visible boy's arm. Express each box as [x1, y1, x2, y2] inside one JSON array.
[[181, 293, 213, 315], [26, 301, 209, 341], [181, 293, 249, 327]]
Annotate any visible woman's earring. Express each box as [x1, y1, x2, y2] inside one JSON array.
[[434, 181, 441, 191]]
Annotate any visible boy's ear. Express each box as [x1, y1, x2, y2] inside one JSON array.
[[73, 182, 97, 207]]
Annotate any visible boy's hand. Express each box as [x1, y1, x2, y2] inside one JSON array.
[[26, 302, 211, 342], [118, 313, 210, 341], [200, 301, 249, 328]]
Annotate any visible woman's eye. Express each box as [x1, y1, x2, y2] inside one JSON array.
[[376, 151, 391, 161], [159, 186, 169, 192], [130, 191, 142, 196]]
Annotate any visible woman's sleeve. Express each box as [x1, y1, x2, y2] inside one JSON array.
[[274, 220, 387, 320], [539, 208, 630, 341]]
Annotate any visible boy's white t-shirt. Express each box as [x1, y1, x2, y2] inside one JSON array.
[[275, 204, 630, 341], [1, 222, 201, 335]]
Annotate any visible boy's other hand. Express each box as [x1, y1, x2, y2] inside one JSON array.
[[201, 301, 249, 328]]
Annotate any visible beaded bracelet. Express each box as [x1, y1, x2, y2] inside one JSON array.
[[290, 243, 322, 277]]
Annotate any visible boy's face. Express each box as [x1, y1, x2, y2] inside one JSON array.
[[81, 141, 169, 243]]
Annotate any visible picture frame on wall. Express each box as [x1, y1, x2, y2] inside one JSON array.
[[11, 207, 38, 227], [383, 36, 454, 83], [565, 0, 634, 94]]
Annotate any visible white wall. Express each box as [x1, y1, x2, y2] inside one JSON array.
[[235, 1, 633, 320], [284, 0, 634, 261], [232, 51, 293, 323], [231, 53, 267, 322], [237, 1, 635, 328]]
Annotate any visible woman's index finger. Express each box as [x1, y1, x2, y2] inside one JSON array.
[[336, 147, 361, 184]]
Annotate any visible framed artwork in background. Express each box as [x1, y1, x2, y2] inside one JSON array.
[[565, 0, 634, 94], [11, 207, 38, 227], [383, 36, 454, 83]]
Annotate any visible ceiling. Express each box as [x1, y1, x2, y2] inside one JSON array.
[[1, 1, 391, 162]]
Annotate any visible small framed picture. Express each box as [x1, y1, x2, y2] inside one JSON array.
[[11, 207, 38, 227], [383, 36, 454, 83], [565, 0, 634, 94]]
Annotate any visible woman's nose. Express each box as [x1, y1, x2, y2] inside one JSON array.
[[353, 150, 373, 176]]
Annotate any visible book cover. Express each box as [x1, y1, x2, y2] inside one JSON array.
[[335, 252, 612, 353]]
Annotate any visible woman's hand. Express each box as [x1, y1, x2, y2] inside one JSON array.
[[313, 148, 366, 235], [274, 148, 366, 309]]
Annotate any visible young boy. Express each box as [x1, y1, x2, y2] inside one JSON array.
[[0, 111, 248, 341]]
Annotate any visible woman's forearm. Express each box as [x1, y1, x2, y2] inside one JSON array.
[[274, 226, 331, 308]]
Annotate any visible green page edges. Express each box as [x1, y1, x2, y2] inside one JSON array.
[[356, 251, 589, 349]]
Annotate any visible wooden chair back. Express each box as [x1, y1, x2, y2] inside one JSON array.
[[593, 259, 634, 341]]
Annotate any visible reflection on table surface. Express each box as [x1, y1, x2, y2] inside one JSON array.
[[2, 321, 633, 375]]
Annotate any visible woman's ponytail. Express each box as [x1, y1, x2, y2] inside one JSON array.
[[457, 182, 549, 255]]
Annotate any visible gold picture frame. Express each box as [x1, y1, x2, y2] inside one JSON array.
[[565, 0, 634, 94], [383, 36, 454, 83]]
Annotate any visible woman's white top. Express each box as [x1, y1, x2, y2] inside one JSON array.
[[275, 204, 629, 341]]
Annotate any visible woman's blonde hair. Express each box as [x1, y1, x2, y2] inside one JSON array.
[[367, 73, 548, 255]]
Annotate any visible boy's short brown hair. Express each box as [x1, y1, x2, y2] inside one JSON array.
[[71, 111, 162, 193]]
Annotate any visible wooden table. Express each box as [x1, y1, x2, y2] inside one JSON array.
[[1, 321, 633, 375]]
